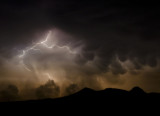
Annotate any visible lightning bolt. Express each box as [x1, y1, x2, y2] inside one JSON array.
[[18, 30, 76, 72], [57, 45, 76, 54], [18, 31, 52, 58], [40, 31, 55, 49]]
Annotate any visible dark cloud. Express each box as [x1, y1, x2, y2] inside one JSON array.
[[65, 84, 80, 96], [0, 85, 20, 102], [35, 80, 60, 99], [109, 58, 126, 75], [1, 1, 160, 67]]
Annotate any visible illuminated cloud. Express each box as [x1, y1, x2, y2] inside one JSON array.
[[19, 31, 76, 74]]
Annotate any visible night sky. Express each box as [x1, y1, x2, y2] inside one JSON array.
[[0, 0, 160, 101]]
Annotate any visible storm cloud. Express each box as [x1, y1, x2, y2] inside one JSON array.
[[0, 1, 160, 101]]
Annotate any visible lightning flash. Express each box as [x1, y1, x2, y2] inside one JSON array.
[[18, 30, 77, 72]]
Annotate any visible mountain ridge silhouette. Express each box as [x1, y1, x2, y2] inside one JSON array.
[[0, 86, 160, 114], [1, 86, 160, 103]]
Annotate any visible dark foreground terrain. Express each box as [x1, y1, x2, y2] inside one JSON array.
[[0, 87, 160, 114]]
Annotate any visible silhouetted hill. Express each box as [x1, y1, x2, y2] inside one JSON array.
[[0, 87, 160, 114], [130, 86, 146, 95]]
